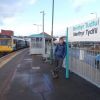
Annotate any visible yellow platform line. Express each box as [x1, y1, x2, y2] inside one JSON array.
[[0, 49, 26, 68]]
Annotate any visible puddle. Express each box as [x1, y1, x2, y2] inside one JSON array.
[[32, 67, 40, 70], [13, 72, 54, 94], [24, 58, 32, 61]]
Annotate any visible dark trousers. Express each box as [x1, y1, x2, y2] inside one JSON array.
[[54, 58, 64, 73]]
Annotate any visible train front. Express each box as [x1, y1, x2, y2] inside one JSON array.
[[0, 35, 13, 53]]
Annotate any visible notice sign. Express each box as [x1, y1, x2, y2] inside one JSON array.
[[68, 18, 100, 42]]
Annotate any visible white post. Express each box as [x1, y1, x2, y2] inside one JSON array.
[[40, 11, 45, 57]]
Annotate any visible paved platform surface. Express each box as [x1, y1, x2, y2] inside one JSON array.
[[0, 49, 100, 100]]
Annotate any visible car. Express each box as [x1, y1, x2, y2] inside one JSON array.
[[95, 54, 100, 69]]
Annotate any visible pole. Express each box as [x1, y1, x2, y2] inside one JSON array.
[[40, 11, 45, 56], [42, 11, 44, 33], [51, 0, 54, 63], [66, 27, 69, 79]]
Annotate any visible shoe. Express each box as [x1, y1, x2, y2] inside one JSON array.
[[51, 70, 55, 76], [53, 74, 59, 79], [51, 70, 59, 79]]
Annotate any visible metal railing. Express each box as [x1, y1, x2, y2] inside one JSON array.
[[69, 47, 100, 88]]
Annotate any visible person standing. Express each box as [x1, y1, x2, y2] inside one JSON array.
[[52, 37, 66, 79]]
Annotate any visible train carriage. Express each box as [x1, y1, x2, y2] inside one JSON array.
[[0, 35, 29, 53], [12, 36, 27, 50]]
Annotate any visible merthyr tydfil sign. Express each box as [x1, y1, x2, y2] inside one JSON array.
[[68, 18, 100, 42], [73, 19, 99, 36]]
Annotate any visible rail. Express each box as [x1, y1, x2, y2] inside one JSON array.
[[69, 47, 100, 88]]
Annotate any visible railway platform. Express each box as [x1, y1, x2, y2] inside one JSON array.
[[0, 49, 100, 100]]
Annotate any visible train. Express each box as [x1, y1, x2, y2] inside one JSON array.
[[0, 34, 29, 53]]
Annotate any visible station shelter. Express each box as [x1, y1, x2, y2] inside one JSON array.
[[29, 32, 54, 59]]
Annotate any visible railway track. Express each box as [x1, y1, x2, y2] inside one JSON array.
[[0, 53, 7, 58]]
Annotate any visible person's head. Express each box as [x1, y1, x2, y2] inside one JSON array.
[[59, 37, 64, 44]]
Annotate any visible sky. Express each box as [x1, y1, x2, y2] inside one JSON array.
[[0, 0, 100, 36]]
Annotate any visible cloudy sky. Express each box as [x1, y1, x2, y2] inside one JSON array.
[[0, 0, 100, 36]]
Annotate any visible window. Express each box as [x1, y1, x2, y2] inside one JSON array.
[[0, 39, 11, 46]]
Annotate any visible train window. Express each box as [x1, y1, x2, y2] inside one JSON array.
[[0, 35, 11, 38], [0, 39, 11, 46], [13, 39, 17, 44]]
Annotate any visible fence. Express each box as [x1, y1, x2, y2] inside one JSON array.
[[69, 47, 100, 88]]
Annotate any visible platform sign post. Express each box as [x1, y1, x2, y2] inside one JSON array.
[[66, 27, 69, 79]]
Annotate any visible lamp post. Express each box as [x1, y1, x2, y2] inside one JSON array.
[[40, 11, 45, 33], [33, 24, 41, 33], [40, 11, 45, 57], [50, 0, 54, 63], [90, 12, 97, 18], [90, 12, 97, 49]]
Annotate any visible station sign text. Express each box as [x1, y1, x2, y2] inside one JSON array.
[[73, 19, 99, 36]]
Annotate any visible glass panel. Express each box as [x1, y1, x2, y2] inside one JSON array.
[[31, 38, 43, 48], [0, 39, 11, 46]]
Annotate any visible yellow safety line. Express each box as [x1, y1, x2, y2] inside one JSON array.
[[0, 49, 26, 68]]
